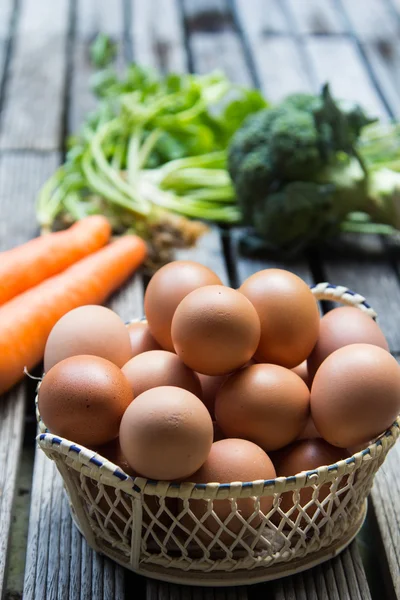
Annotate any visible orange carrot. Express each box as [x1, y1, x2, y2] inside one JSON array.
[[0, 235, 147, 394], [0, 216, 112, 306]]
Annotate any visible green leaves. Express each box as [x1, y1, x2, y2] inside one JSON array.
[[36, 59, 266, 234], [90, 34, 117, 69]]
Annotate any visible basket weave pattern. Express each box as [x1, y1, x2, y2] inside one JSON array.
[[36, 283, 400, 585]]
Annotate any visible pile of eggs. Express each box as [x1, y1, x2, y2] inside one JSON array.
[[38, 261, 400, 520]]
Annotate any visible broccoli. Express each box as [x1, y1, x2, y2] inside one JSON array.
[[228, 84, 400, 251]]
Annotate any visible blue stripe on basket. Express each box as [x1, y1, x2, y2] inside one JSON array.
[[70, 445, 81, 454], [40, 415, 398, 491]]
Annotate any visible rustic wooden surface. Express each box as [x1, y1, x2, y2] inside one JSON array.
[[0, 0, 399, 599]]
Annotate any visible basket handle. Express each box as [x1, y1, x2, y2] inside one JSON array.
[[310, 283, 377, 318]]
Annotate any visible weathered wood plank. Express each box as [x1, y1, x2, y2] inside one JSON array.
[[130, 0, 187, 72], [189, 30, 252, 85], [207, 2, 375, 597], [357, 38, 400, 119], [286, 0, 346, 35], [23, 439, 126, 600], [147, 580, 249, 599], [0, 0, 69, 150], [371, 441, 400, 599], [175, 229, 230, 285], [0, 0, 14, 39], [304, 36, 387, 118], [22, 3, 142, 598], [341, 0, 399, 41], [0, 151, 58, 598], [302, 32, 400, 351], [234, 0, 290, 35], [69, 0, 125, 135], [0, 386, 25, 599]]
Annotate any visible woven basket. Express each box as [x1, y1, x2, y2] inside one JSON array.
[[36, 283, 400, 587]]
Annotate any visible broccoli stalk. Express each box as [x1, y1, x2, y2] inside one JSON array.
[[228, 84, 400, 251]]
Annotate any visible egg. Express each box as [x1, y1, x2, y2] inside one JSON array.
[[127, 321, 161, 357], [292, 361, 310, 388], [144, 261, 222, 351], [44, 305, 132, 372], [94, 437, 135, 476], [239, 269, 319, 368], [182, 439, 276, 545], [308, 307, 389, 380], [311, 343, 400, 448], [38, 355, 133, 446], [215, 364, 310, 451], [197, 373, 229, 419], [171, 285, 261, 376], [119, 386, 213, 480], [297, 415, 321, 440], [122, 350, 202, 399], [273, 440, 349, 520]]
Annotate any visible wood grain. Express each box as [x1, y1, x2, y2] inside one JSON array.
[[69, 0, 125, 134], [286, 0, 346, 35], [130, 0, 187, 72], [340, 0, 399, 41], [302, 30, 400, 352], [0, 151, 59, 597], [22, 2, 141, 598], [0, 0, 69, 150], [0, 0, 13, 39], [371, 442, 400, 599], [186, 2, 373, 598], [23, 441, 126, 600], [0, 386, 25, 599], [304, 36, 386, 117]]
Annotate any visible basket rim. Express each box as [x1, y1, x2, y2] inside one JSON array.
[[36, 282, 397, 498], [36, 419, 400, 497]]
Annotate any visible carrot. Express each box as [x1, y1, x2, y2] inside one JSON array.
[[0, 216, 112, 306], [0, 235, 147, 395]]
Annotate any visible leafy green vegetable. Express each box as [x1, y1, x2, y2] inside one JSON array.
[[37, 62, 266, 258], [228, 84, 400, 252], [90, 33, 117, 69]]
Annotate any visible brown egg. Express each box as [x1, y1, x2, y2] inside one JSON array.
[[292, 361, 310, 388], [297, 415, 321, 440], [38, 355, 133, 446], [94, 437, 135, 476], [122, 350, 202, 399], [119, 386, 213, 480], [144, 261, 222, 351], [308, 307, 389, 380], [44, 305, 132, 372], [182, 439, 276, 545], [273, 440, 349, 521], [239, 269, 319, 368], [171, 286, 261, 376], [215, 364, 310, 451], [127, 321, 161, 357], [311, 343, 400, 448], [198, 373, 229, 419]]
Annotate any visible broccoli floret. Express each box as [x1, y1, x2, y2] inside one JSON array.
[[252, 181, 339, 251], [269, 110, 324, 180], [227, 84, 393, 250]]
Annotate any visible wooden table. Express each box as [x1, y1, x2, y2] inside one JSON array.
[[1, 0, 400, 598]]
